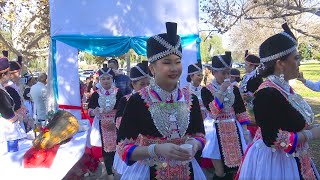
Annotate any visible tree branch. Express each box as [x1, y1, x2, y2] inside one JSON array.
[[26, 32, 47, 49], [0, 32, 21, 55], [291, 26, 320, 40], [245, 11, 306, 20]]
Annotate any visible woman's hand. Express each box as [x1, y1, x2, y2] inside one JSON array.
[[220, 81, 231, 92], [297, 72, 306, 83], [155, 143, 192, 161], [185, 139, 201, 157]]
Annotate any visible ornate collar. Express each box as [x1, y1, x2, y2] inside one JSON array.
[[267, 75, 292, 95], [99, 86, 117, 96], [189, 83, 202, 92], [265, 75, 314, 125], [240, 69, 258, 93], [149, 79, 180, 102]]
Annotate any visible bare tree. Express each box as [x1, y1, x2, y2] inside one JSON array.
[[0, 0, 49, 62], [200, 0, 320, 40]]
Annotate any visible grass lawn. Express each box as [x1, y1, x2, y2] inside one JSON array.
[[294, 62, 320, 169]]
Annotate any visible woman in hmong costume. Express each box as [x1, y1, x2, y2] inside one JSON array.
[[201, 52, 250, 179], [185, 62, 207, 120], [0, 57, 27, 143], [239, 50, 263, 139], [236, 23, 320, 180], [230, 68, 241, 87], [184, 62, 211, 166], [88, 65, 123, 178], [113, 61, 150, 175], [117, 22, 207, 180]]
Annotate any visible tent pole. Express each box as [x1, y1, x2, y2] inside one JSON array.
[[126, 52, 130, 74]]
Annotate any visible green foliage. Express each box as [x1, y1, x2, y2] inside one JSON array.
[[200, 33, 225, 64], [299, 43, 312, 60]]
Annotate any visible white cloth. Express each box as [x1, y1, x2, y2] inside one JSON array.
[[305, 80, 320, 92], [113, 153, 128, 175], [120, 159, 207, 180], [30, 82, 47, 120], [90, 116, 102, 147], [0, 117, 27, 143], [237, 139, 300, 180], [0, 131, 88, 180], [202, 120, 247, 159]]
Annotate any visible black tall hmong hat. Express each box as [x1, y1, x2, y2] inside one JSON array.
[[187, 61, 202, 82], [244, 50, 260, 65], [259, 23, 297, 63], [130, 61, 150, 81], [97, 64, 115, 78], [230, 68, 240, 77], [147, 22, 182, 63], [2, 50, 8, 58], [211, 51, 232, 70], [9, 56, 22, 72], [0, 57, 10, 73]]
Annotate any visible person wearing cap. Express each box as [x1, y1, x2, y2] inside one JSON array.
[[239, 51, 264, 140], [8, 56, 24, 97], [113, 61, 150, 175], [87, 64, 123, 178], [4, 56, 33, 132], [236, 23, 320, 180], [117, 22, 206, 179], [201, 52, 250, 179], [297, 72, 320, 92], [230, 68, 241, 87], [0, 57, 27, 143], [107, 58, 132, 95], [185, 62, 207, 120]]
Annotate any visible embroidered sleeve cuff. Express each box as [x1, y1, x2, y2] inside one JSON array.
[[236, 112, 250, 125], [122, 144, 137, 166], [273, 130, 298, 154], [209, 98, 223, 117], [284, 132, 298, 154], [214, 97, 224, 110], [117, 138, 137, 166]]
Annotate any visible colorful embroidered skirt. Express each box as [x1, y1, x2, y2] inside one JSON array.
[[202, 119, 247, 171]]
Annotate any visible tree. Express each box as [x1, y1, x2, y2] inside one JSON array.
[[200, 33, 225, 64], [0, 0, 50, 62], [200, 0, 320, 40]]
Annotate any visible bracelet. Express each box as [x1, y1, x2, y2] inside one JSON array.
[[302, 130, 313, 141], [147, 144, 157, 158]]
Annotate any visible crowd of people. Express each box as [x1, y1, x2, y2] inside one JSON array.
[[0, 21, 320, 180]]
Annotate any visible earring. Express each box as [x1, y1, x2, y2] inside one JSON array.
[[279, 73, 285, 85]]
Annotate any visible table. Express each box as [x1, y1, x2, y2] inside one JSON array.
[[0, 127, 89, 180]]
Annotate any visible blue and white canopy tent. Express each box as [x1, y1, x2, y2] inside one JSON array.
[[48, 0, 201, 119]]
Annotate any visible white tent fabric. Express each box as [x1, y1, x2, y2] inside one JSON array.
[[49, 0, 200, 119]]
